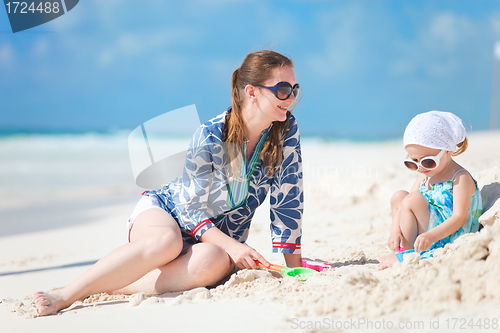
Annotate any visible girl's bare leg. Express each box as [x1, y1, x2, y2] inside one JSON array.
[[379, 191, 430, 270], [390, 191, 408, 229], [387, 190, 409, 251], [34, 209, 183, 315], [398, 191, 430, 249], [378, 254, 398, 270]]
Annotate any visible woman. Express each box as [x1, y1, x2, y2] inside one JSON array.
[[34, 50, 304, 315]]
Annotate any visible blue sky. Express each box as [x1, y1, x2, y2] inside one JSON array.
[[1, 0, 500, 139]]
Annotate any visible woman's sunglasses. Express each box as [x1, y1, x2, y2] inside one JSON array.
[[259, 81, 300, 100], [403, 149, 446, 171]]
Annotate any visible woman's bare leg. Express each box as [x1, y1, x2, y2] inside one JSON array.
[[114, 242, 234, 295], [34, 208, 183, 315]]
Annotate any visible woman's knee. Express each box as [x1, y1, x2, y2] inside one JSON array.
[[188, 243, 232, 281]]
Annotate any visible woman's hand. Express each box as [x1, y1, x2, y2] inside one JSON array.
[[414, 232, 435, 252], [225, 241, 269, 269], [387, 231, 404, 252], [199, 227, 269, 269]]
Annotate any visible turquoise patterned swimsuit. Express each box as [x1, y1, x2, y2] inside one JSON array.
[[395, 169, 483, 262]]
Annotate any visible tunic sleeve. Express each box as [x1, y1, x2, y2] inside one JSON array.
[[269, 116, 304, 254]]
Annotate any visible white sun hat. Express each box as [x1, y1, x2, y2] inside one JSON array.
[[403, 111, 466, 151]]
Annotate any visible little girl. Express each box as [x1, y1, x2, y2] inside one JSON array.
[[378, 111, 483, 269]]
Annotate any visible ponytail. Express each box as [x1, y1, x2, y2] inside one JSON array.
[[231, 69, 240, 110], [223, 68, 245, 153]]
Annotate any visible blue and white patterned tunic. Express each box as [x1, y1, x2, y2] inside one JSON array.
[[143, 109, 304, 254]]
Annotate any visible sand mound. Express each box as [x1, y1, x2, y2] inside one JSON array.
[[170, 221, 500, 319], [477, 166, 500, 226], [185, 167, 500, 319], [4, 140, 499, 328]]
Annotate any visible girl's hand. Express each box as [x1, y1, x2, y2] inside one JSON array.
[[414, 232, 434, 252], [225, 242, 269, 270], [387, 231, 404, 252]]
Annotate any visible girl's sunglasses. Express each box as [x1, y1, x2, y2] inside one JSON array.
[[259, 81, 300, 100], [404, 150, 445, 171]]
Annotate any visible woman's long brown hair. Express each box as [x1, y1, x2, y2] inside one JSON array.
[[222, 50, 297, 176]]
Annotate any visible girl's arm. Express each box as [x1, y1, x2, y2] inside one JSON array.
[[414, 171, 476, 251], [410, 174, 426, 192]]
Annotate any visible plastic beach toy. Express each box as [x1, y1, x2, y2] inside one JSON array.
[[254, 260, 317, 281], [301, 257, 332, 272]]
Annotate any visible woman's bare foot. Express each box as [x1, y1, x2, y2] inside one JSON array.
[[377, 254, 398, 270], [33, 291, 72, 316]]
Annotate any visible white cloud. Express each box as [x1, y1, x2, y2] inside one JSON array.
[[304, 4, 496, 83], [490, 13, 500, 40], [98, 49, 114, 68], [97, 28, 200, 68], [389, 12, 483, 79], [32, 38, 50, 58], [307, 4, 364, 77], [204, 57, 240, 80], [46, 0, 86, 31], [389, 58, 415, 75], [254, 5, 297, 46], [427, 12, 473, 50], [304, 3, 393, 80], [0, 43, 15, 69]]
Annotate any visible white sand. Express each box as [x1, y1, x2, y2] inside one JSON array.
[[1, 131, 500, 333]]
